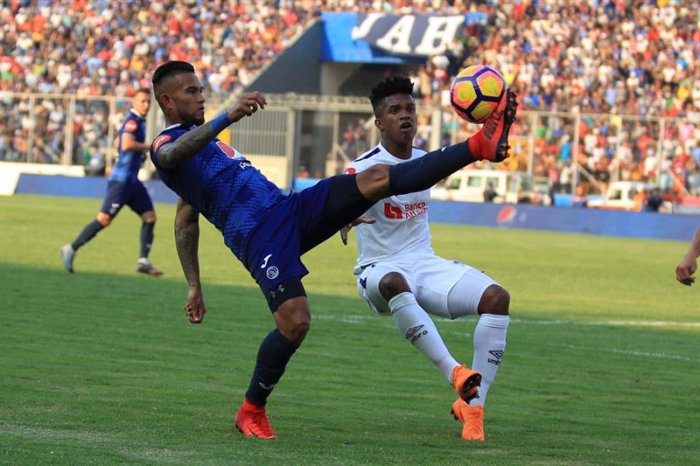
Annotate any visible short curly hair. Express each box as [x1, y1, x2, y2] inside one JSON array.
[[369, 75, 414, 116]]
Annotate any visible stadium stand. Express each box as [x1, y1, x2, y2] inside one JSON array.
[[1, 0, 698, 205]]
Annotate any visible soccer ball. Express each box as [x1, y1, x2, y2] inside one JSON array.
[[450, 65, 507, 124]]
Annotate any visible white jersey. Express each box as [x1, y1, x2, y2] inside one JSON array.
[[349, 142, 434, 273]]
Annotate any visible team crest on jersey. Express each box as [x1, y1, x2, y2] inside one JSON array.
[[266, 266, 279, 280], [216, 141, 241, 159], [152, 134, 172, 154], [124, 120, 138, 132]]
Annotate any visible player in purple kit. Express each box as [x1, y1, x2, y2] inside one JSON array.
[[60, 89, 163, 276], [149, 61, 517, 439]]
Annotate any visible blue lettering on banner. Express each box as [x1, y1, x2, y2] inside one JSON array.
[[352, 13, 465, 56]]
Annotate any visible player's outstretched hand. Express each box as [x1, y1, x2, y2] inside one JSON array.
[[229, 92, 267, 123], [675, 256, 697, 286], [185, 285, 207, 323], [340, 216, 376, 245]]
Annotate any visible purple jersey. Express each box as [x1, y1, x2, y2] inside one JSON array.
[[110, 109, 147, 182], [150, 124, 286, 260]]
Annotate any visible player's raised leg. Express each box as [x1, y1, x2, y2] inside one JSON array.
[[355, 89, 518, 202]]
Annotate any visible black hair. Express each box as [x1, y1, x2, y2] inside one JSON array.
[[369, 75, 414, 116], [152, 61, 195, 86], [135, 87, 151, 95]]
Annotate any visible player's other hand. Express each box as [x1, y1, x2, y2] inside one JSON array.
[[229, 92, 267, 123], [675, 256, 697, 286], [185, 285, 207, 323], [340, 216, 376, 245]]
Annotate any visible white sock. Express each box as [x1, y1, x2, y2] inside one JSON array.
[[470, 314, 509, 406], [389, 292, 459, 383]]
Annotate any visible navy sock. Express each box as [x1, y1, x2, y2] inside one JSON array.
[[71, 220, 104, 251], [389, 142, 476, 194], [245, 329, 299, 407], [140, 221, 155, 258]]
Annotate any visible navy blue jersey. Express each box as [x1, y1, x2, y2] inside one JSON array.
[[150, 124, 286, 260], [110, 109, 147, 182]]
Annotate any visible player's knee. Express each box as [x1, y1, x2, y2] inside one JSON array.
[[478, 284, 510, 315], [142, 211, 157, 223], [276, 309, 311, 344], [378, 272, 411, 301], [285, 317, 310, 344], [96, 213, 112, 226], [357, 164, 391, 201]]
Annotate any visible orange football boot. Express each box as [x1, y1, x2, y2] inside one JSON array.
[[451, 365, 481, 403], [451, 399, 485, 441], [467, 89, 518, 162], [234, 398, 277, 440]]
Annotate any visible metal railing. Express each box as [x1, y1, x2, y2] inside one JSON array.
[[2, 91, 698, 196]]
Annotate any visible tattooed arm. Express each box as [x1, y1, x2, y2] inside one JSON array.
[[155, 92, 267, 169], [175, 197, 206, 323]]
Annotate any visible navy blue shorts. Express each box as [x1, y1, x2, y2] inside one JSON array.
[[245, 175, 374, 311], [100, 180, 154, 217]]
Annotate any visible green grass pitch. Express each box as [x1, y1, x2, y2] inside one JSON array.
[[1, 194, 698, 465]]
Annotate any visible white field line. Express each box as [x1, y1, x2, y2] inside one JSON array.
[[315, 314, 699, 362], [511, 318, 700, 328], [562, 344, 694, 362], [315, 313, 700, 329]]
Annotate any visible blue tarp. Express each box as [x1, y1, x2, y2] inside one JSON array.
[[14, 174, 697, 242]]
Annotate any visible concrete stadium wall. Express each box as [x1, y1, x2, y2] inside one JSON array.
[[10, 174, 698, 243]]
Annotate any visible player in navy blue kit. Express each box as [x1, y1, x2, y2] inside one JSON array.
[[60, 89, 163, 276], [149, 61, 517, 439]]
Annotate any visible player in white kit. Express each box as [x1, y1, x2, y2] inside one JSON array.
[[341, 75, 511, 441]]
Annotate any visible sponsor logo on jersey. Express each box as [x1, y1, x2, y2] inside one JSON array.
[[216, 141, 239, 159], [405, 324, 428, 343], [404, 201, 427, 219], [124, 119, 138, 132], [488, 349, 504, 365], [152, 134, 172, 154], [383, 201, 427, 220], [384, 202, 403, 219]]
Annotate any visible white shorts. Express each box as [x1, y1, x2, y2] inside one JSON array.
[[356, 254, 499, 319]]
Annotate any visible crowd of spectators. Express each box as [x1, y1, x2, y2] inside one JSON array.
[[1, 0, 699, 202], [409, 0, 700, 201], [1, 0, 311, 97]]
